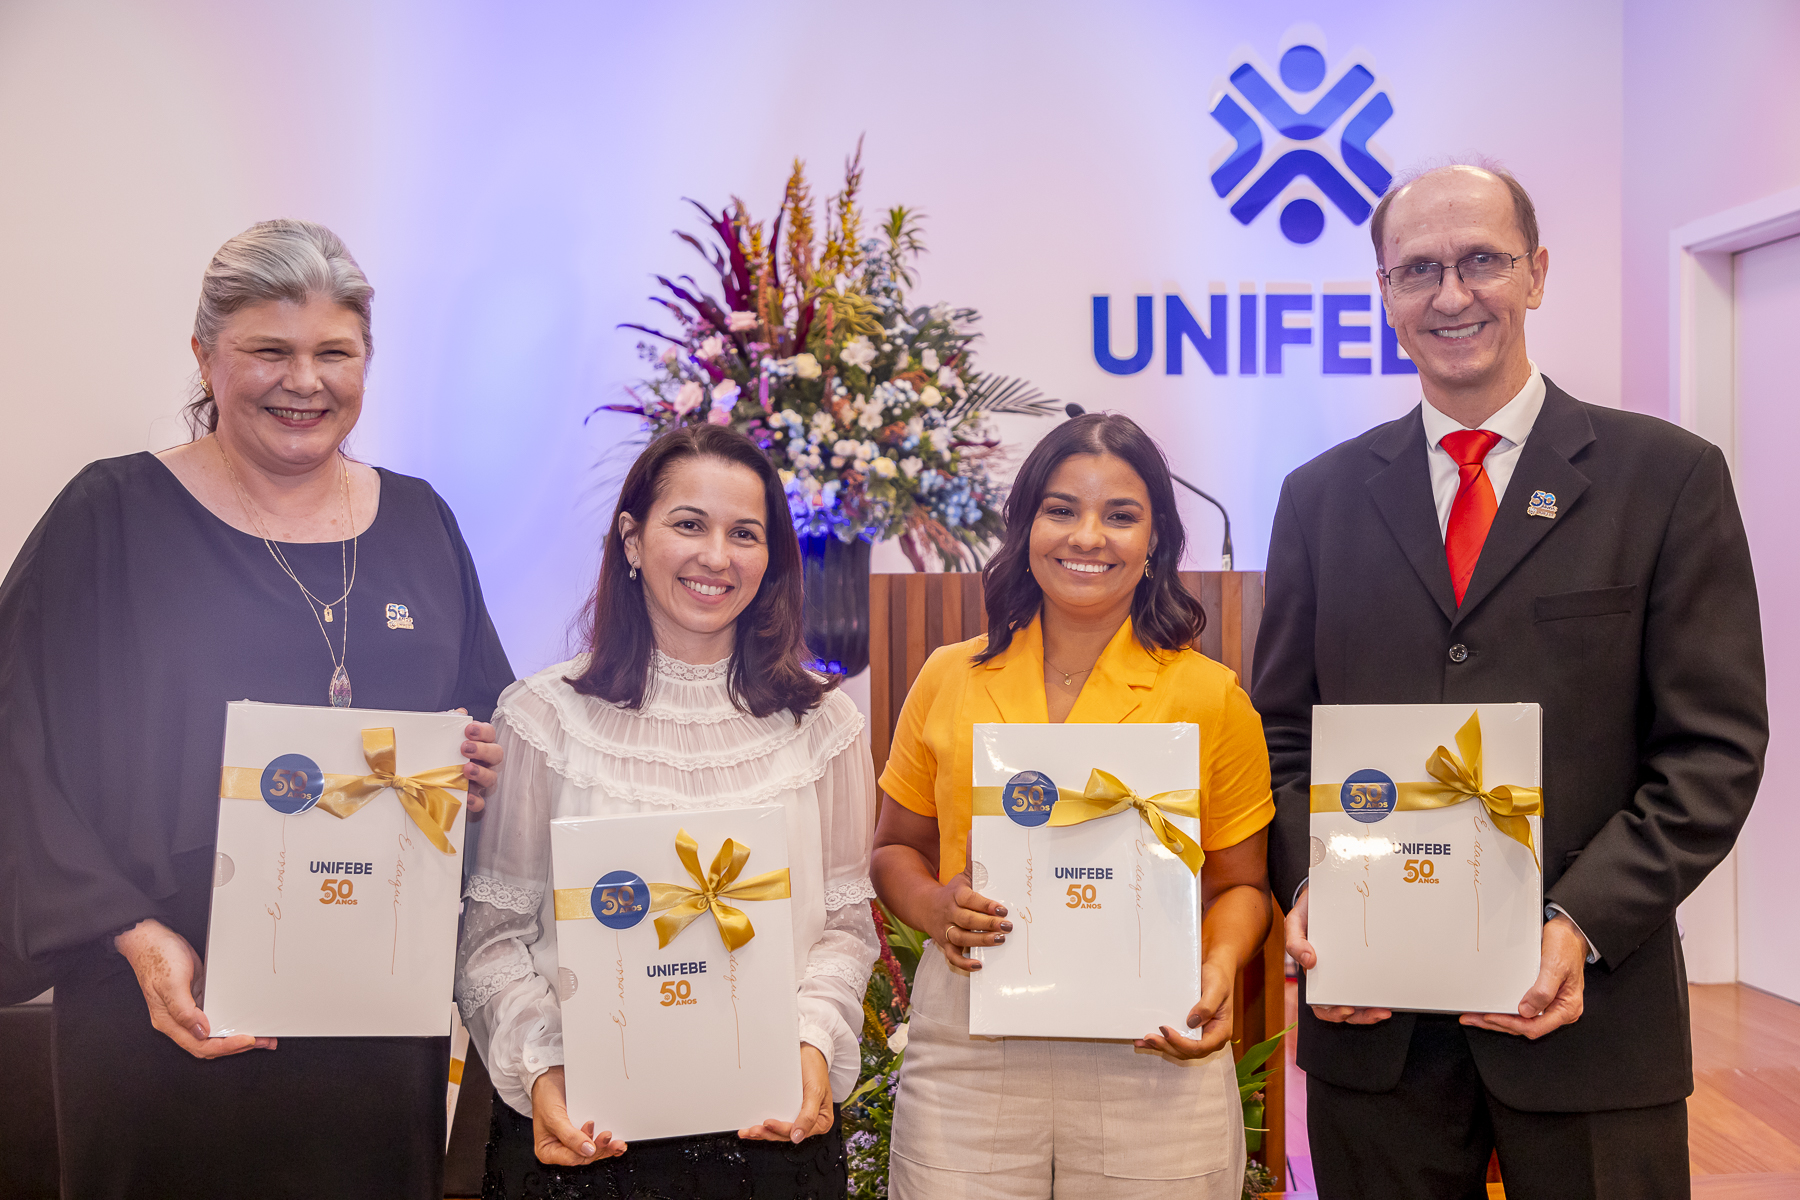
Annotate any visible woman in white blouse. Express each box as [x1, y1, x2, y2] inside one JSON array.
[[455, 424, 878, 1198]]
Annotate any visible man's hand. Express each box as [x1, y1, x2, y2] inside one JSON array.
[[1460, 912, 1586, 1038], [115, 918, 276, 1058], [1286, 885, 1393, 1026]]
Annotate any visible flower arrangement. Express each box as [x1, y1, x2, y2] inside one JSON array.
[[601, 142, 1058, 569]]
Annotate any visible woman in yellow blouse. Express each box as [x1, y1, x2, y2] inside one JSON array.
[[871, 412, 1274, 1199]]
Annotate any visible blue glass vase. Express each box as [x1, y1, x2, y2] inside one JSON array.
[[798, 533, 872, 678]]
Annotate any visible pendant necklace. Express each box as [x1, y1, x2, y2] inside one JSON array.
[[218, 440, 359, 706], [1043, 656, 1095, 688]]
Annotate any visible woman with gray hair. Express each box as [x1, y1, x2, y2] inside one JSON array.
[[0, 219, 514, 1198]]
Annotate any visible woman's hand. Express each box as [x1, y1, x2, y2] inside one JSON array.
[[530, 1066, 626, 1165], [115, 918, 275, 1059], [1137, 956, 1235, 1059], [925, 873, 1010, 971], [740, 1044, 834, 1143], [452, 709, 503, 814]]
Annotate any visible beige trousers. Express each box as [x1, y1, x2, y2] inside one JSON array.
[[890, 949, 1247, 1200]]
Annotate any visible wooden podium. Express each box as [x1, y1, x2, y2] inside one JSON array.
[[866, 571, 1287, 1188]]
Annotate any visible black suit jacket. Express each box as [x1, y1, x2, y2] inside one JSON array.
[[1251, 378, 1766, 1112]]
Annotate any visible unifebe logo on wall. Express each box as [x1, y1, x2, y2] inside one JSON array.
[[1209, 40, 1392, 246], [1094, 27, 1416, 380]]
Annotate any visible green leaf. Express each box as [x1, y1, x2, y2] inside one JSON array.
[[1233, 1023, 1294, 1088]]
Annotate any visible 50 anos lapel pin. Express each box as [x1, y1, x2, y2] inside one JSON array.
[[1526, 490, 1558, 519]]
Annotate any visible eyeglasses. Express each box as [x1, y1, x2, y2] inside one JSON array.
[[1379, 251, 1527, 297]]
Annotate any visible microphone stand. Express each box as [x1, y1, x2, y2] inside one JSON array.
[[1064, 404, 1234, 570]]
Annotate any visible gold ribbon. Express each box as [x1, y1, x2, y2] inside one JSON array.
[[972, 769, 1206, 875], [219, 727, 467, 855], [554, 829, 790, 952], [1309, 711, 1542, 868]]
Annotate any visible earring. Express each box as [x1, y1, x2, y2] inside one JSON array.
[[629, 564, 639, 581], [1144, 563, 1154, 579], [202, 382, 213, 399]]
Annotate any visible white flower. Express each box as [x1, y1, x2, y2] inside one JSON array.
[[840, 336, 876, 371], [711, 379, 741, 407], [929, 302, 950, 322], [810, 410, 837, 435], [660, 344, 682, 366], [727, 311, 758, 332], [900, 455, 923, 479], [906, 416, 924, 441], [871, 456, 898, 479], [928, 427, 953, 454], [858, 440, 878, 461], [699, 335, 724, 360], [937, 365, 959, 389], [673, 381, 705, 415], [793, 352, 821, 380], [833, 439, 860, 458], [857, 406, 885, 431], [890, 344, 911, 369], [887, 1023, 909, 1054], [920, 385, 943, 408], [920, 348, 939, 372]]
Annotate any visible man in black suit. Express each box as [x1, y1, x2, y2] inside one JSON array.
[[1252, 164, 1766, 1200]]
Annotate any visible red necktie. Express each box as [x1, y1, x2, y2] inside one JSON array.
[[1441, 428, 1503, 605]]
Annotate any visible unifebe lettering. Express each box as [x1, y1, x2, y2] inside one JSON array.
[[646, 962, 708, 978], [1395, 843, 1451, 856], [1053, 867, 1114, 880], [310, 861, 373, 874]]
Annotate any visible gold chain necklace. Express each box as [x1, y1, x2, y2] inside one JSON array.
[[1043, 656, 1096, 688], [217, 439, 358, 707]]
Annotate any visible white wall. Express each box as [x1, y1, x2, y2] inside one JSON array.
[[2, 0, 1625, 678]]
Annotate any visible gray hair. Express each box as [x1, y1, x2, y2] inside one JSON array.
[[185, 219, 375, 437]]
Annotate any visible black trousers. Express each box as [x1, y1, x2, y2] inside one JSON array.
[[1307, 1015, 1689, 1200]]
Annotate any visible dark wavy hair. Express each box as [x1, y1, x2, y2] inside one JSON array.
[[565, 424, 834, 720], [974, 412, 1206, 663]]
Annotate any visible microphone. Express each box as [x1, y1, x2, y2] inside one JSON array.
[[1064, 404, 1234, 570]]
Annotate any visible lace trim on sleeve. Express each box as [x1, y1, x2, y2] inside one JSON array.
[[803, 956, 873, 986], [456, 954, 535, 1020], [465, 874, 544, 915], [823, 879, 877, 910]]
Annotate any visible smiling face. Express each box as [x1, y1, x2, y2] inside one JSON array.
[[1028, 452, 1156, 627], [619, 454, 770, 664], [196, 296, 367, 475], [1377, 167, 1549, 412]]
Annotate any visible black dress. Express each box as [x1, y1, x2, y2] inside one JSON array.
[[0, 453, 514, 1200]]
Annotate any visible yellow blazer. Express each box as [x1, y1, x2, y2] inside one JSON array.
[[879, 613, 1274, 883]]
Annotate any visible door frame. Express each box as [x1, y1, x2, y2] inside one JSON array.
[[1668, 186, 1800, 984], [1670, 184, 1800, 468]]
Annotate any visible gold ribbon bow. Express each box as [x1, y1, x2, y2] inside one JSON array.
[[1310, 712, 1542, 868], [1047, 769, 1206, 875], [220, 727, 467, 855], [645, 829, 791, 952]]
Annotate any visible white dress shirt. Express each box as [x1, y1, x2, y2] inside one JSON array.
[[1418, 363, 1546, 533]]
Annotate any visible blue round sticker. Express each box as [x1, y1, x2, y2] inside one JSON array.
[[591, 870, 650, 930], [1340, 769, 1397, 824], [260, 754, 323, 815], [1001, 770, 1057, 828]]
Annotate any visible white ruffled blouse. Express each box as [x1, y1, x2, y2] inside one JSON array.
[[455, 652, 880, 1116]]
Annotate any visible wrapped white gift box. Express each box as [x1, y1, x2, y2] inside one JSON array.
[[550, 805, 801, 1142], [204, 701, 471, 1037], [1307, 703, 1544, 1014], [968, 723, 1203, 1039]]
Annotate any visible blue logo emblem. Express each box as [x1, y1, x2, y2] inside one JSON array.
[[1210, 38, 1394, 244], [591, 870, 650, 930], [1340, 769, 1396, 824], [260, 753, 323, 815], [1001, 770, 1057, 828]]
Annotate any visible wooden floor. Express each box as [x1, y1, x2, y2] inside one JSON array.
[[1279, 980, 1800, 1198]]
